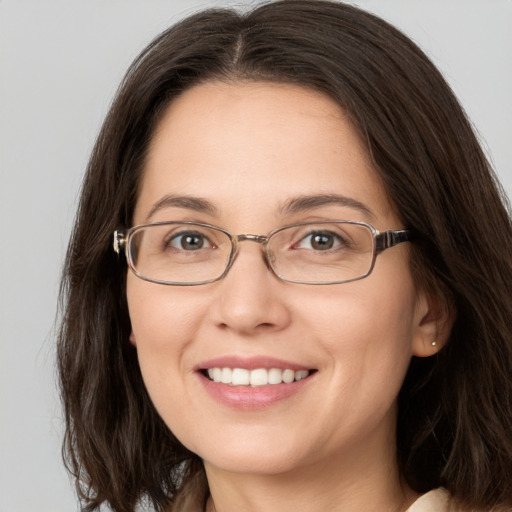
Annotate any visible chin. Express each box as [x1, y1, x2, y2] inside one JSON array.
[[185, 430, 309, 477], [202, 450, 303, 477]]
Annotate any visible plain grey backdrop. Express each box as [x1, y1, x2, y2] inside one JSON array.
[[1, 1, 511, 511]]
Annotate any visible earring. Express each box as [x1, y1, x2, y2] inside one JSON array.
[[431, 341, 437, 347]]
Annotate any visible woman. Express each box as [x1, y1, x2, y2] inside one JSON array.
[[57, 1, 512, 511]]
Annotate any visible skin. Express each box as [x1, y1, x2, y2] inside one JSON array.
[[127, 81, 445, 512]]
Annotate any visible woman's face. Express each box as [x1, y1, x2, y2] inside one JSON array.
[[127, 81, 434, 478]]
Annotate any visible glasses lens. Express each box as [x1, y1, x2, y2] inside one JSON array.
[[128, 223, 232, 284], [268, 222, 374, 283]]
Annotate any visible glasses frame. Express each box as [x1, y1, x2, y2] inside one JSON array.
[[113, 220, 415, 286]]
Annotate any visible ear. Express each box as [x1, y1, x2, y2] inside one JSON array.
[[412, 289, 455, 357], [129, 331, 137, 346]]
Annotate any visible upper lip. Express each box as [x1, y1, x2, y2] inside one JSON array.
[[195, 355, 313, 371]]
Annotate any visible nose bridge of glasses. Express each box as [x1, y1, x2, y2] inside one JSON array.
[[234, 234, 268, 245], [228, 234, 272, 272]]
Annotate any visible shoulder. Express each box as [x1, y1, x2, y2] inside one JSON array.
[[407, 488, 452, 512], [406, 489, 512, 512]]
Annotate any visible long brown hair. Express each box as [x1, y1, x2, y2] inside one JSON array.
[[57, 1, 512, 511]]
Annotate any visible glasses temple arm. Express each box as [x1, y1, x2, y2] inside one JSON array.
[[113, 230, 127, 255], [375, 229, 415, 253]]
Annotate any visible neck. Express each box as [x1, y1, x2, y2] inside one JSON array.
[[203, 429, 418, 512]]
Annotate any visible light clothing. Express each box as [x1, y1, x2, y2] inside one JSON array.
[[406, 488, 451, 511]]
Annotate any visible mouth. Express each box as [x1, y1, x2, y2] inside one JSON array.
[[196, 358, 317, 408], [201, 367, 315, 386]]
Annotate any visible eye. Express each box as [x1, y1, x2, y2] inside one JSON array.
[[166, 231, 212, 251], [296, 231, 343, 251]]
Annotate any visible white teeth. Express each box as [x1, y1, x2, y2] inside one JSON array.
[[268, 368, 282, 384], [221, 367, 232, 384], [232, 368, 250, 386], [295, 370, 309, 381], [250, 368, 268, 386], [205, 367, 311, 386], [208, 368, 222, 382], [282, 369, 295, 383]]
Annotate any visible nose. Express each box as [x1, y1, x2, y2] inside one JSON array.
[[211, 241, 292, 335]]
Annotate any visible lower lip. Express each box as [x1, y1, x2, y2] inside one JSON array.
[[198, 373, 313, 410]]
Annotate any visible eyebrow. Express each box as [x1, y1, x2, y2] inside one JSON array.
[[145, 192, 375, 222], [279, 193, 375, 220], [146, 194, 218, 221]]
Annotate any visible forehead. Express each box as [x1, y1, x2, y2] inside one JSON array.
[[134, 81, 396, 228]]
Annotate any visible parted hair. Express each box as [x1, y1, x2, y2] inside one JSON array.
[[57, 1, 512, 511]]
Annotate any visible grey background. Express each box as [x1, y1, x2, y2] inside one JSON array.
[[1, 1, 511, 511]]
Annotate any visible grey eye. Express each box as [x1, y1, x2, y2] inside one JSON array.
[[297, 231, 342, 251], [168, 231, 211, 251]]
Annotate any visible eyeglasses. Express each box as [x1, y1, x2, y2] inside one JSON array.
[[113, 220, 414, 286]]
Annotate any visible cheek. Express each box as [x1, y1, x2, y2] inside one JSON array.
[[126, 279, 212, 438], [127, 277, 202, 345], [302, 267, 418, 393], [317, 286, 416, 424], [126, 278, 205, 387], [304, 282, 416, 348]]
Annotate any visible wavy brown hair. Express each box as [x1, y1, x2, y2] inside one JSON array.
[[57, 1, 512, 511]]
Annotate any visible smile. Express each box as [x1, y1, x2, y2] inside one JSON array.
[[197, 359, 317, 409], [206, 367, 311, 386]]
